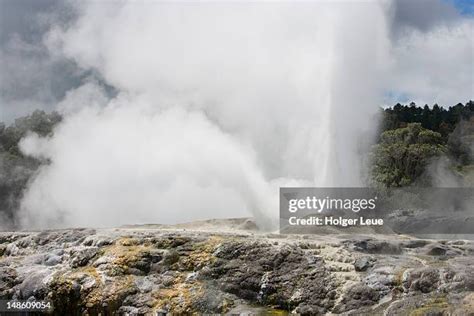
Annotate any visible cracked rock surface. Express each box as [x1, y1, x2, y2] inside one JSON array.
[[0, 219, 473, 315]]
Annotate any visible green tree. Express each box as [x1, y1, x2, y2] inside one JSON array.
[[371, 123, 446, 187]]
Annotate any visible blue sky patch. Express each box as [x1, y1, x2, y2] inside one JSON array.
[[447, 0, 474, 15]]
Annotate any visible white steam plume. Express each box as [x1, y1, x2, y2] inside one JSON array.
[[19, 1, 391, 229]]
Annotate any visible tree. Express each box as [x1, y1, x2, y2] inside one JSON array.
[[380, 101, 472, 135], [371, 123, 446, 187], [421, 104, 431, 129]]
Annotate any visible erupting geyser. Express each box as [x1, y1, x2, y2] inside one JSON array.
[[19, 1, 391, 229]]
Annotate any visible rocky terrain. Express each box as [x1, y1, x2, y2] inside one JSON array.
[[0, 218, 473, 315]]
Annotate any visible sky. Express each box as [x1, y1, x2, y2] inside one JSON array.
[[0, 0, 473, 121], [451, 0, 474, 15]]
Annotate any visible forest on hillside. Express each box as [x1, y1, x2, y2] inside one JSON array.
[[375, 101, 473, 187], [0, 102, 472, 228]]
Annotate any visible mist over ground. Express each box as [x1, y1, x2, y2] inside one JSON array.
[[0, 0, 473, 229]]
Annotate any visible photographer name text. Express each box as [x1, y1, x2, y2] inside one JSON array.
[[288, 216, 383, 227]]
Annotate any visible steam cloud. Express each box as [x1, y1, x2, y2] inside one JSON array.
[[18, 1, 396, 229]]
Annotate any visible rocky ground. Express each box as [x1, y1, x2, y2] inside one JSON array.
[[0, 218, 473, 315]]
